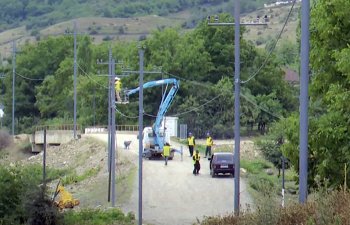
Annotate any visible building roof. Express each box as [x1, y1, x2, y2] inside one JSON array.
[[284, 68, 299, 84]]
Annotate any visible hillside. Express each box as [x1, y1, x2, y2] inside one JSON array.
[[0, 0, 274, 31], [0, 14, 188, 57], [0, 2, 300, 58], [242, 3, 300, 47]]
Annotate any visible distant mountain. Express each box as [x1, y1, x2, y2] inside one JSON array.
[[0, 0, 274, 31]]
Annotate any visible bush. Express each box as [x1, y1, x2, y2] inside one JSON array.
[[0, 164, 69, 224], [0, 130, 12, 150], [198, 190, 350, 225], [63, 208, 135, 225], [102, 35, 113, 41], [25, 188, 62, 225]]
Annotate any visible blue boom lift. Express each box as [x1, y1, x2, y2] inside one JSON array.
[[126, 78, 180, 158]]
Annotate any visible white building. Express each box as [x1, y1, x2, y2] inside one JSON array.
[[161, 116, 178, 137]]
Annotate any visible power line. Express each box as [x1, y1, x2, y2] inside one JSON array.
[[16, 72, 44, 81], [241, 0, 297, 84], [77, 63, 109, 89], [240, 94, 282, 119], [172, 94, 223, 117], [164, 71, 283, 119], [115, 107, 139, 119]]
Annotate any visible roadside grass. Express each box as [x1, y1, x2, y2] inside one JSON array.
[[241, 156, 298, 205], [116, 165, 137, 205], [61, 166, 101, 185], [64, 208, 135, 225], [199, 189, 350, 225], [23, 163, 71, 182]]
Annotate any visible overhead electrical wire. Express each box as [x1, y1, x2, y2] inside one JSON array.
[[16, 72, 44, 81], [241, 0, 297, 84], [77, 63, 109, 89], [164, 71, 283, 119]]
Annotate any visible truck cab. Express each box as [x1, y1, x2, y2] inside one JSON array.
[[142, 126, 171, 158]]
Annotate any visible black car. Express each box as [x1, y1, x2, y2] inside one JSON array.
[[209, 152, 234, 177]]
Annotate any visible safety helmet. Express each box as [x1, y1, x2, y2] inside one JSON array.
[[189, 132, 192, 135], [115, 77, 120, 81]]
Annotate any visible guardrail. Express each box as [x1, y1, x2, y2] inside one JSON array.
[[116, 125, 139, 132], [85, 125, 139, 134], [35, 124, 81, 131]]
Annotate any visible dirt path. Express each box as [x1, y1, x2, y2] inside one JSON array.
[[88, 133, 254, 225]]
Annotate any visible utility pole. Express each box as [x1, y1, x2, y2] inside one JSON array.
[[121, 47, 161, 225], [97, 48, 123, 207], [12, 40, 16, 136], [299, 0, 310, 203], [110, 58, 116, 207], [137, 47, 144, 225], [0, 73, 5, 128], [207, 4, 267, 215], [73, 21, 78, 139], [107, 48, 112, 202], [281, 156, 286, 207], [233, 0, 241, 215]]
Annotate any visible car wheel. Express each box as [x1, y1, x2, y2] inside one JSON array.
[[211, 169, 215, 178]]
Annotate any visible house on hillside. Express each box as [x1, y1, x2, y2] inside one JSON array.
[[284, 68, 299, 85]]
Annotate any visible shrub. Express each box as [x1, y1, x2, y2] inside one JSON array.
[[102, 35, 113, 41], [63, 208, 135, 225], [0, 130, 12, 150], [198, 190, 350, 225], [25, 188, 62, 225], [0, 164, 69, 224]]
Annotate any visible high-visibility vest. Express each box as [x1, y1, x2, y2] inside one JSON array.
[[188, 136, 195, 146], [115, 80, 122, 91], [163, 145, 170, 157], [193, 153, 200, 164], [206, 136, 213, 146]]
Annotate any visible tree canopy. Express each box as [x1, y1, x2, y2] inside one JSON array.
[[1, 14, 297, 138], [281, 0, 350, 188]]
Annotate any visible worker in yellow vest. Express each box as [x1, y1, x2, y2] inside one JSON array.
[[204, 132, 214, 159], [193, 150, 200, 175], [115, 77, 122, 102], [163, 142, 171, 166], [187, 132, 195, 157]]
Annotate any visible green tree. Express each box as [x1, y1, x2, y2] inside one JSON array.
[[282, 0, 350, 188]]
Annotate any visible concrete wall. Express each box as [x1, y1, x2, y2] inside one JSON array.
[[34, 130, 76, 144]]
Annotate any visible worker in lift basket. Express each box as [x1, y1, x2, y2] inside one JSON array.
[[187, 132, 195, 157], [115, 77, 122, 103], [163, 142, 171, 166]]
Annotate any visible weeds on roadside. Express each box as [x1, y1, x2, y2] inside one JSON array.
[[198, 189, 350, 225], [63, 208, 135, 225]]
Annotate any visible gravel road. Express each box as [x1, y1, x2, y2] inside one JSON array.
[[88, 133, 254, 225]]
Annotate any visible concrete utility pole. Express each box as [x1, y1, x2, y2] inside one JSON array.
[[107, 48, 112, 202], [137, 48, 144, 225], [73, 21, 78, 139], [12, 40, 16, 136], [110, 58, 117, 207], [97, 47, 120, 207], [299, 0, 310, 203], [233, 0, 241, 215], [119, 48, 162, 225], [207, 2, 267, 215]]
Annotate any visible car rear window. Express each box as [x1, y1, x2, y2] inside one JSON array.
[[215, 154, 233, 162]]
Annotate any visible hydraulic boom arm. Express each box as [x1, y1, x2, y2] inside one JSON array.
[[126, 78, 179, 150]]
